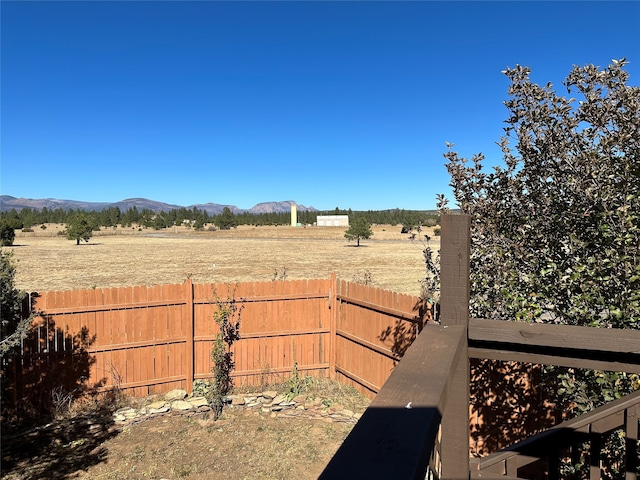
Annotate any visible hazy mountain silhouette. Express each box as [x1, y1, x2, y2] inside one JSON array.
[[0, 196, 318, 215]]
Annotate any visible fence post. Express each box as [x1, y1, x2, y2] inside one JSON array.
[[185, 278, 195, 394], [329, 273, 337, 380], [439, 214, 471, 479]]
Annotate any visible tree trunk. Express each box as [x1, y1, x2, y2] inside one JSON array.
[[76, 238, 80, 245]]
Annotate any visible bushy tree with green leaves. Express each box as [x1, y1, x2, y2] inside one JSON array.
[[344, 218, 373, 247], [446, 59, 639, 330], [66, 213, 94, 245], [1, 222, 16, 247], [442, 59, 639, 471]]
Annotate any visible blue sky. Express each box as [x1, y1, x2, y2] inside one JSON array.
[[1, 1, 638, 211]]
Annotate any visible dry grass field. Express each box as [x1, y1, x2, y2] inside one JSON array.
[[9, 223, 439, 296]]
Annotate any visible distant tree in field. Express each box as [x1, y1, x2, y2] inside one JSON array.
[[1, 222, 16, 246], [152, 213, 170, 230], [344, 218, 373, 247], [1, 251, 33, 357], [66, 213, 94, 245], [216, 207, 237, 230]]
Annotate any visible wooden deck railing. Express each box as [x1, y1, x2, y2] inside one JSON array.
[[470, 389, 640, 479], [321, 214, 640, 479], [321, 215, 471, 479], [320, 323, 467, 479]]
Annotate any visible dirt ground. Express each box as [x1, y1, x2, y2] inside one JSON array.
[[3, 223, 436, 479], [1, 379, 371, 480]]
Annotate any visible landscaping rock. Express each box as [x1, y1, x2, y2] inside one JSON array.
[[188, 396, 209, 408], [164, 389, 188, 401], [108, 390, 367, 430], [148, 405, 171, 415], [171, 400, 195, 412]]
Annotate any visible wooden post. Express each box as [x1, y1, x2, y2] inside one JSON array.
[[328, 273, 337, 380], [439, 214, 471, 479], [440, 215, 471, 327], [626, 406, 638, 480], [185, 278, 195, 394]]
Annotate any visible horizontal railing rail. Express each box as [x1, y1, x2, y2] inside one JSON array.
[[320, 324, 467, 479], [470, 388, 640, 479], [469, 318, 640, 373], [321, 215, 472, 479]]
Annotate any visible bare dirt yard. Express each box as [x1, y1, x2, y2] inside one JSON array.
[[2, 224, 439, 479], [2, 378, 370, 480]]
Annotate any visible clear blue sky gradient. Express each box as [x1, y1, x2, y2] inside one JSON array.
[[2, 1, 639, 211]]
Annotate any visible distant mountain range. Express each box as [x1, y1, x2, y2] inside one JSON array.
[[0, 196, 318, 215]]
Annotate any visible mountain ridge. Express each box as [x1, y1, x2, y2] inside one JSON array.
[[0, 196, 318, 215]]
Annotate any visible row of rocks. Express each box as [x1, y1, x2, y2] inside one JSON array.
[[113, 389, 363, 427]]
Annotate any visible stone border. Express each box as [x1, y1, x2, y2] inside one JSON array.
[[113, 389, 363, 428]]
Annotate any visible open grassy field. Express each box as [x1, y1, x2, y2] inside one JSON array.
[[9, 224, 439, 296]]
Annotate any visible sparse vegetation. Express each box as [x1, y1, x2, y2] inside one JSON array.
[[2, 224, 403, 479], [209, 284, 244, 419], [352, 269, 373, 286], [271, 265, 288, 281]]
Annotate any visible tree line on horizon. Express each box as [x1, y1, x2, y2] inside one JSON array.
[[0, 204, 440, 235]]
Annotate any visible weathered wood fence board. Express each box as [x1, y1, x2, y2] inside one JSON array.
[[11, 276, 427, 402], [333, 279, 430, 397]]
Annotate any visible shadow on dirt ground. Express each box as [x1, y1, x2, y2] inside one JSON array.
[[1, 409, 118, 480]]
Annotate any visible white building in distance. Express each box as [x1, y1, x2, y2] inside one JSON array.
[[317, 215, 349, 227]]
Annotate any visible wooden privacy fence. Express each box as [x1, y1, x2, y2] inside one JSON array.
[[7, 275, 429, 403]]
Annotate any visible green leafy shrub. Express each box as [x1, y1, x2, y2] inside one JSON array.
[[1, 222, 15, 246], [439, 59, 640, 471]]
